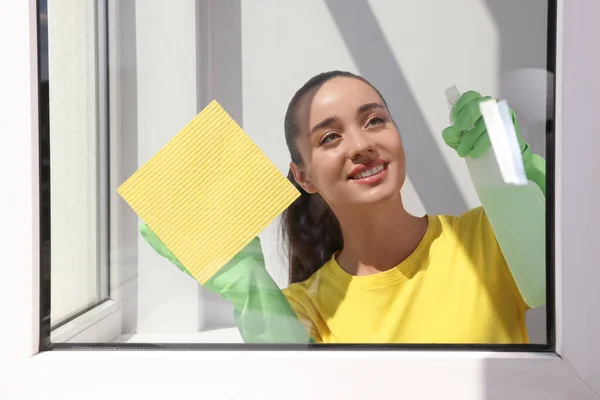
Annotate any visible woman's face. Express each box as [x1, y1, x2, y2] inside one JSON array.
[[291, 76, 406, 208]]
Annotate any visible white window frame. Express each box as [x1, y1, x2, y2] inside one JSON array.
[[1, 0, 600, 398]]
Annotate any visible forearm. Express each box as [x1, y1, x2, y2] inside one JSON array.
[[140, 225, 313, 343], [204, 245, 313, 344]]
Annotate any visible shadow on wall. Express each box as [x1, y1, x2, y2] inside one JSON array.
[[111, 0, 140, 334], [324, 0, 468, 217], [486, 0, 550, 158]]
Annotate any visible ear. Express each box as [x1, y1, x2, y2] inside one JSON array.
[[290, 162, 318, 194]]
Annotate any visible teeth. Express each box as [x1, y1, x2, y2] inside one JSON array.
[[354, 164, 384, 179]]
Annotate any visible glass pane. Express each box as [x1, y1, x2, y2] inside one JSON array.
[[44, 0, 552, 346], [45, 0, 109, 330]]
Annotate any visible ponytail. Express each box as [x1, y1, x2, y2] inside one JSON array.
[[281, 170, 343, 284]]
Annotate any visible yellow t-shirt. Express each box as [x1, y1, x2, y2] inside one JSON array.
[[282, 207, 529, 344]]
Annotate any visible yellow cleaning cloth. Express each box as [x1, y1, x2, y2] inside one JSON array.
[[118, 100, 300, 284]]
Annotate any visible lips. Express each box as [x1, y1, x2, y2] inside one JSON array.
[[348, 160, 388, 180]]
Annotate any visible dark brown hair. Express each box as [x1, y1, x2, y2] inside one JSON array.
[[280, 71, 391, 284]]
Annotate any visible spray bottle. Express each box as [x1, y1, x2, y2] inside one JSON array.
[[445, 86, 546, 309]]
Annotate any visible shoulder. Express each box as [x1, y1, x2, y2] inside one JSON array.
[[282, 261, 333, 319], [433, 206, 507, 276], [437, 207, 528, 310], [437, 205, 486, 227], [282, 264, 327, 301], [282, 266, 328, 342], [425, 207, 501, 272], [436, 206, 495, 243], [457, 206, 488, 227]]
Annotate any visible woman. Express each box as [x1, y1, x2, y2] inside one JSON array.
[[141, 71, 546, 344]]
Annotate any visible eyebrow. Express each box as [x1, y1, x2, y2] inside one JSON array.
[[308, 102, 387, 135], [357, 102, 386, 114], [309, 116, 340, 136]]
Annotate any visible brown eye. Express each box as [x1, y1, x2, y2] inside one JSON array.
[[367, 116, 385, 126], [319, 132, 341, 146]]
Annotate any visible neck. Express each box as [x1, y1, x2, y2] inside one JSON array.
[[333, 194, 427, 276]]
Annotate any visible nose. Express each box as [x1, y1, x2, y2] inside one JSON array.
[[347, 128, 378, 162]]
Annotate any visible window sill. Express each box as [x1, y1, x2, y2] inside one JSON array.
[[112, 328, 243, 344], [3, 350, 595, 399], [50, 300, 121, 344]]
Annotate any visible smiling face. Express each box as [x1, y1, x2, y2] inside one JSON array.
[[290, 76, 406, 209]]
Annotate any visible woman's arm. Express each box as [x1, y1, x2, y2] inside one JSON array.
[[140, 224, 314, 344], [442, 90, 547, 308]]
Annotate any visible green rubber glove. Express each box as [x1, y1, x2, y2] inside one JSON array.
[[442, 90, 546, 196], [140, 224, 313, 344]]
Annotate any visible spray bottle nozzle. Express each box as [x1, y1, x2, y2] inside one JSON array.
[[445, 85, 461, 113]]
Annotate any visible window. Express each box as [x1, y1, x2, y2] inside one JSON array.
[[2, 0, 600, 398], [39, 0, 554, 346], [43, 0, 553, 346]]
